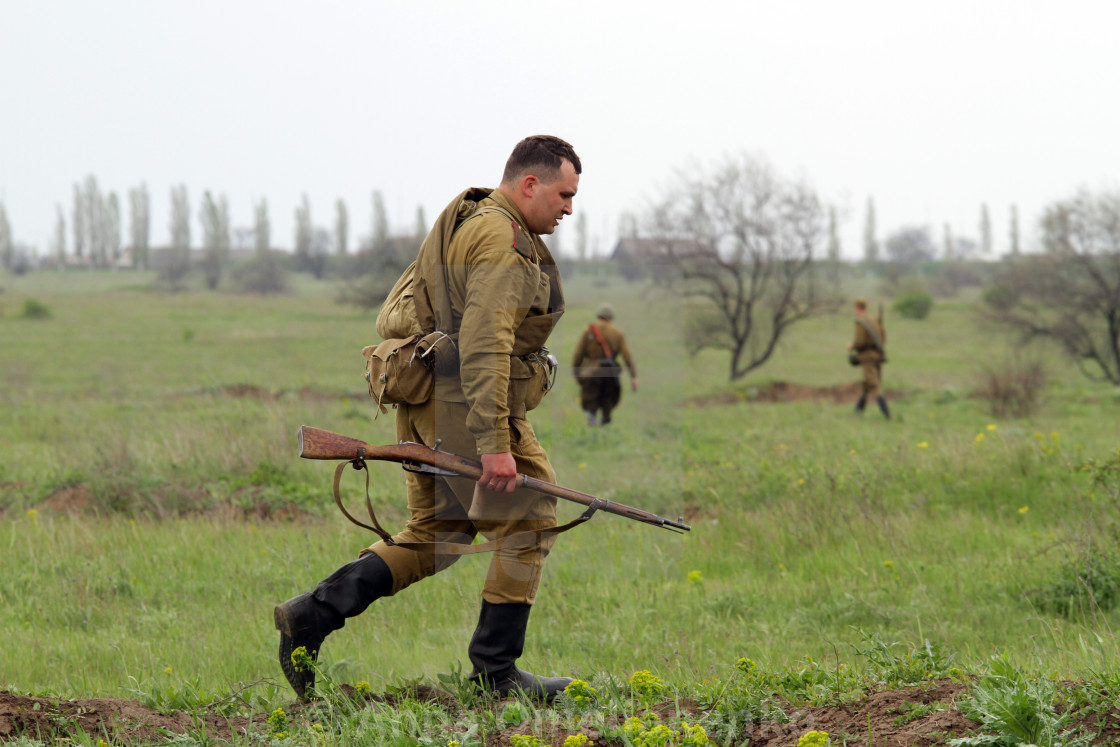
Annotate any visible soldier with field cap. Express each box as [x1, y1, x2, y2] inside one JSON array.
[[571, 303, 638, 426], [847, 298, 890, 419], [274, 136, 580, 702]]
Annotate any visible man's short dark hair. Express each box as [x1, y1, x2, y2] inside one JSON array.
[[502, 135, 582, 185]]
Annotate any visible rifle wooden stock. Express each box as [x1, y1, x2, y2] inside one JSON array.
[[298, 425, 690, 533]]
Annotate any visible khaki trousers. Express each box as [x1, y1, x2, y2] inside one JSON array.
[[364, 398, 558, 605], [860, 360, 882, 399]]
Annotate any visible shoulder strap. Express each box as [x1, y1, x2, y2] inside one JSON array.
[[856, 316, 884, 352], [589, 323, 612, 358]]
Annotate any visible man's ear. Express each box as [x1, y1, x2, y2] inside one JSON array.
[[520, 174, 539, 198]]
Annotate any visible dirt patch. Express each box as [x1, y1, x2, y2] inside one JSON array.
[[683, 381, 902, 407], [0, 690, 265, 744], [36, 484, 94, 514], [4, 678, 1116, 746]]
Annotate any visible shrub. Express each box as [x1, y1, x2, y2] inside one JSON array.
[[975, 356, 1046, 418], [20, 298, 51, 319], [981, 282, 1018, 311], [892, 289, 933, 320]]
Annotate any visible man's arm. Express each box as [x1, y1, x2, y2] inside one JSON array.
[[454, 222, 539, 492]]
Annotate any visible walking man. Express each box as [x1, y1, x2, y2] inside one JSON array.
[[274, 136, 581, 701], [571, 304, 637, 426], [847, 298, 889, 418]]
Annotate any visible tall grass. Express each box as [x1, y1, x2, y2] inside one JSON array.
[[2, 267, 1119, 706]]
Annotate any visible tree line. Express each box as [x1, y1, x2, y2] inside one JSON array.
[[3, 160, 1119, 388]]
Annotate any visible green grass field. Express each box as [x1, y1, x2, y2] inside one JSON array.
[[2, 265, 1120, 729]]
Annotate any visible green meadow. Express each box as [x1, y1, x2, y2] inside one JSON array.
[[2, 264, 1120, 708]]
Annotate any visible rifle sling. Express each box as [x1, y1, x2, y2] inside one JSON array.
[[333, 458, 600, 555]]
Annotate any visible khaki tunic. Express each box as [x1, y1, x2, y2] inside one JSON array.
[[365, 189, 564, 605]]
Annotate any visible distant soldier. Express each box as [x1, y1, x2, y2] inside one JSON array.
[[571, 304, 637, 426], [847, 298, 889, 419]]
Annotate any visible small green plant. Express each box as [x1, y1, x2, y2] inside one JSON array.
[[630, 670, 667, 702], [621, 714, 710, 746], [510, 735, 547, 747], [949, 657, 1093, 747], [890, 701, 945, 726], [562, 735, 594, 747], [563, 678, 598, 707], [797, 730, 831, 747], [267, 707, 288, 738]]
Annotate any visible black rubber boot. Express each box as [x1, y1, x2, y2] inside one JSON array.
[[274, 553, 393, 700], [877, 396, 891, 419], [854, 397, 866, 414], [467, 600, 573, 701]]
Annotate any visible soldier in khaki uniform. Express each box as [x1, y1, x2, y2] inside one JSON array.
[[571, 304, 638, 425], [847, 298, 890, 419], [274, 136, 581, 701]]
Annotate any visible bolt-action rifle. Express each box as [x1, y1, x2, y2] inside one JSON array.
[[297, 425, 691, 535]]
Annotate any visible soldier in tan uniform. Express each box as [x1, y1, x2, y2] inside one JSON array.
[[274, 136, 581, 701], [571, 304, 638, 425], [847, 298, 890, 419]]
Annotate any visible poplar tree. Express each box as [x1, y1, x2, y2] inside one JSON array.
[[0, 203, 12, 269], [105, 192, 122, 265], [980, 202, 993, 255], [1009, 204, 1021, 255], [129, 183, 150, 269], [164, 184, 192, 285], [335, 199, 349, 255], [52, 204, 66, 264], [370, 190, 388, 252], [294, 194, 312, 269], [254, 199, 270, 255], [72, 184, 85, 261], [862, 197, 879, 263]]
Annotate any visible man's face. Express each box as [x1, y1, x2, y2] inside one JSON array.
[[524, 159, 579, 234]]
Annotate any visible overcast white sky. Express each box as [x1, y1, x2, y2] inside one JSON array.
[[2, 0, 1118, 259]]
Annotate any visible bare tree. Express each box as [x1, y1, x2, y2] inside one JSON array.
[[884, 225, 936, 265], [984, 188, 1120, 384], [129, 183, 150, 269], [414, 204, 427, 241], [645, 153, 836, 381]]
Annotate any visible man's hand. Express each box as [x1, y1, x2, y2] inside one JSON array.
[[631, 376, 639, 392], [479, 451, 518, 493]]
